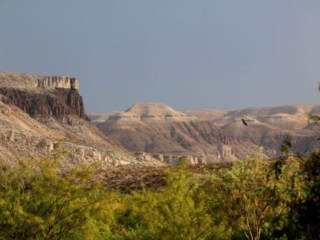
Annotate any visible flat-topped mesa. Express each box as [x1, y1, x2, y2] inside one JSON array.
[[37, 76, 79, 90], [0, 72, 79, 90], [0, 72, 89, 121]]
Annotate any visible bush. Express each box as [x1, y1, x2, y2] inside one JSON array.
[[0, 154, 114, 239]]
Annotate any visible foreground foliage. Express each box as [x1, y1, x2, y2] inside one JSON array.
[[0, 147, 319, 239], [0, 153, 115, 239]]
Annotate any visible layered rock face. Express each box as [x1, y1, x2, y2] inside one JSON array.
[[212, 105, 320, 156], [0, 72, 89, 120], [93, 102, 247, 162], [37, 76, 79, 90], [0, 73, 167, 168], [0, 88, 89, 120], [90, 102, 320, 162], [0, 102, 166, 168], [0, 72, 79, 90]]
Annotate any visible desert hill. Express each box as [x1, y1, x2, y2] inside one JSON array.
[[1, 71, 318, 166], [90, 102, 319, 162], [92, 103, 261, 162], [0, 72, 166, 168]]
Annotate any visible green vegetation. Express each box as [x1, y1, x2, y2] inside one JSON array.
[[1, 121, 320, 239], [0, 147, 319, 239], [0, 152, 116, 239]]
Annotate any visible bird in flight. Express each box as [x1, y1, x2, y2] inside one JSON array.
[[242, 118, 248, 126]]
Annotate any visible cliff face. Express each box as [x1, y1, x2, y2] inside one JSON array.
[[0, 72, 79, 90], [0, 72, 170, 169], [0, 72, 89, 121], [0, 88, 89, 120]]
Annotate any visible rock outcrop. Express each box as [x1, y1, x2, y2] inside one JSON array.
[[37, 76, 79, 90], [0, 88, 89, 120], [0, 100, 166, 169], [0, 72, 89, 120], [0, 72, 79, 90], [0, 73, 170, 169]]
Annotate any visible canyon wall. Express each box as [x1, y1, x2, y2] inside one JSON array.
[[0, 72, 89, 120]]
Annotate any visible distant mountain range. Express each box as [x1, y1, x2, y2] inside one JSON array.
[[89, 102, 320, 162], [0, 72, 319, 167]]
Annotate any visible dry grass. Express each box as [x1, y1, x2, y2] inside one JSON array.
[[99, 162, 238, 193], [100, 167, 168, 193], [99, 157, 306, 194]]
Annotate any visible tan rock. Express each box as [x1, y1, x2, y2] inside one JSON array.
[[8, 131, 15, 142], [88, 149, 101, 161], [37, 139, 54, 152], [2, 106, 11, 115]]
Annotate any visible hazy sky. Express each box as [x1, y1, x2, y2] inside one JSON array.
[[1, 1, 320, 113]]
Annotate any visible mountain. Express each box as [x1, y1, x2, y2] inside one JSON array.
[[2, 72, 318, 166], [0, 72, 165, 168], [211, 105, 319, 157], [90, 102, 319, 162], [91, 102, 259, 162]]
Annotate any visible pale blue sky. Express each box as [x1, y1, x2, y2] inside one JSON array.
[[1, 1, 320, 113]]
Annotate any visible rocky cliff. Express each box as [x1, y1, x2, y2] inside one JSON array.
[[0, 73, 168, 169], [0, 72, 79, 90], [0, 102, 166, 169], [0, 72, 89, 120]]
